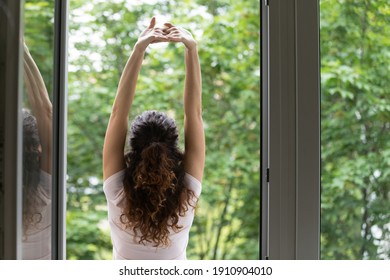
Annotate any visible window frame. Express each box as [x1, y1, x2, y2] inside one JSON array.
[[52, 0, 69, 260], [3, 0, 318, 260], [0, 0, 68, 260], [1, 0, 23, 260], [262, 0, 320, 259]]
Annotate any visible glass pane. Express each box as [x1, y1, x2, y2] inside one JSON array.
[[67, 0, 260, 259], [22, 0, 54, 259], [321, 0, 390, 259]]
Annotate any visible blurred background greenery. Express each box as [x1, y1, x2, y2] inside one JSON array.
[[24, 0, 389, 260], [320, 0, 390, 259]]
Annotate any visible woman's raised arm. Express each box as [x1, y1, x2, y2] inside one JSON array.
[[23, 43, 53, 174], [103, 17, 168, 180], [165, 24, 205, 182]]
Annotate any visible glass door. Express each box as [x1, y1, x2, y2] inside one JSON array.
[[21, 0, 55, 259]]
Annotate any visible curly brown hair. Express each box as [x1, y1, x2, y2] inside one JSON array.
[[121, 111, 195, 247], [22, 110, 45, 235]]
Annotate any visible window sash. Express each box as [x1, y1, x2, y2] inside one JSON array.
[[263, 0, 320, 260]]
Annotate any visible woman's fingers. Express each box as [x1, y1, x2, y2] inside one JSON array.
[[169, 30, 180, 35], [153, 31, 167, 39], [140, 21, 192, 45], [166, 29, 182, 39], [164, 22, 174, 28], [150, 32, 169, 43], [148, 17, 156, 28], [154, 29, 167, 35], [165, 27, 178, 34]]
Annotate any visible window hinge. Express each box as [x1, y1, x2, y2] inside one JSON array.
[[266, 168, 270, 182], [265, 0, 269, 6]]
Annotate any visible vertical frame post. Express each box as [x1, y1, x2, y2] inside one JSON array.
[[52, 0, 68, 260], [1, 0, 23, 260], [295, 0, 320, 259], [267, 0, 320, 259], [261, 0, 270, 260]]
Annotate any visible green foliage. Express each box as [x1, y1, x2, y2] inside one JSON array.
[[24, 0, 54, 99], [66, 209, 112, 260], [67, 0, 260, 259], [320, 0, 390, 259]]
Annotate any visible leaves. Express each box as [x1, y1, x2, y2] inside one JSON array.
[[321, 0, 390, 259]]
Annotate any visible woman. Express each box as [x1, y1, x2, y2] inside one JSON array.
[[103, 17, 205, 260]]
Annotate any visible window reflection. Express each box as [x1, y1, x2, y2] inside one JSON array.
[[22, 0, 54, 259], [22, 43, 53, 260]]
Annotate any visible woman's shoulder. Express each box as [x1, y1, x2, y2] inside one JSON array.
[[184, 172, 202, 196], [104, 169, 126, 185], [103, 169, 126, 201]]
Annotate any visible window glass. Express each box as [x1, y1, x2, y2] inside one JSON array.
[[22, 0, 55, 259], [321, 0, 390, 259]]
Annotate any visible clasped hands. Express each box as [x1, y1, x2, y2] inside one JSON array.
[[135, 17, 197, 52]]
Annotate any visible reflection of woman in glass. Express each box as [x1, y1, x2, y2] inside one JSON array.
[[103, 17, 205, 260], [22, 42, 52, 260]]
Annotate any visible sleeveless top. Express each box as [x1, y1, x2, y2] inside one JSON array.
[[103, 169, 201, 260]]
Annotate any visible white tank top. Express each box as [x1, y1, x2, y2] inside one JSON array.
[[103, 170, 201, 260]]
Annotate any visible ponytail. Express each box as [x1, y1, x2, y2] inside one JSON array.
[[121, 110, 196, 247], [134, 142, 176, 193]]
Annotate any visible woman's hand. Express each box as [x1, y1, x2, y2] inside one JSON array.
[[163, 23, 197, 50], [135, 17, 169, 52]]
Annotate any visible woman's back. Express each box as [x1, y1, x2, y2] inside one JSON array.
[[103, 170, 201, 259]]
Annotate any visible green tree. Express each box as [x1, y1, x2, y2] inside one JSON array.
[[321, 0, 390, 259], [24, 0, 54, 99]]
